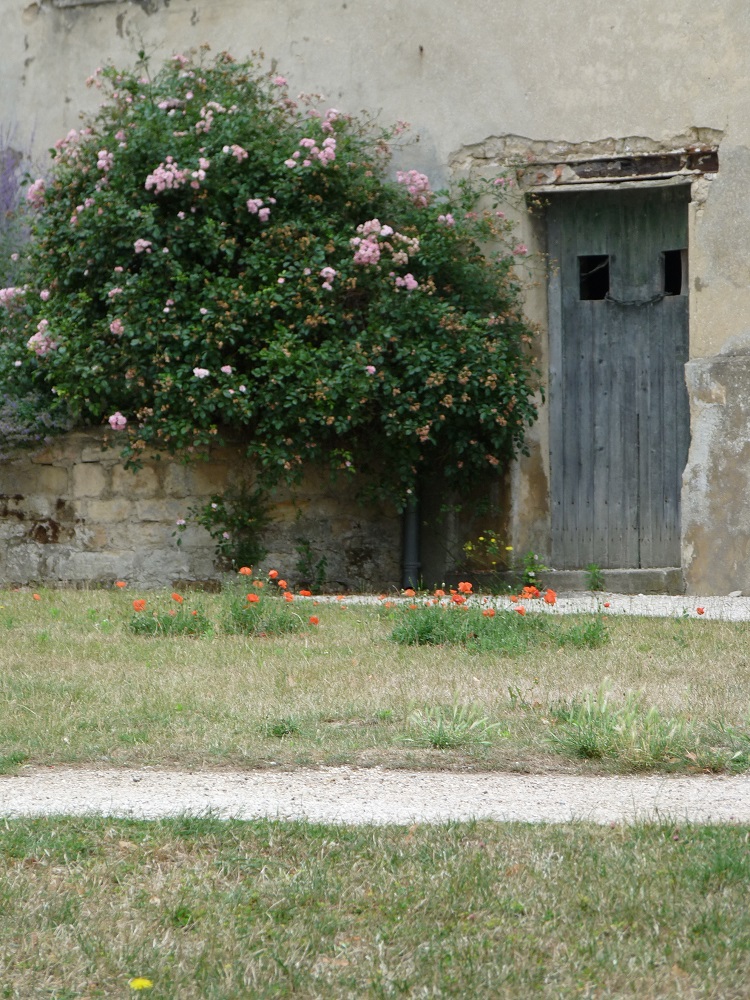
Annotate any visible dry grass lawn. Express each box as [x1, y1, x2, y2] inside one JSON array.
[[1, 587, 749, 773]]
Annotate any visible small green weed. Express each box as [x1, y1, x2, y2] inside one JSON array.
[[264, 717, 302, 739], [517, 550, 548, 588], [585, 562, 606, 591], [294, 538, 328, 591]]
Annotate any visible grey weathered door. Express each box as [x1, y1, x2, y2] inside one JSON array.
[[547, 186, 690, 568]]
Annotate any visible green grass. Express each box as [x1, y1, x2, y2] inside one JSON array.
[[390, 602, 608, 653], [2, 815, 750, 998], [2, 587, 750, 773]]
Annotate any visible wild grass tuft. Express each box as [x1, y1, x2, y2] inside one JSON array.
[[548, 683, 748, 771], [402, 704, 502, 749]]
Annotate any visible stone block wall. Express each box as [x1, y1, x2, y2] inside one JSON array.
[[0, 431, 401, 589]]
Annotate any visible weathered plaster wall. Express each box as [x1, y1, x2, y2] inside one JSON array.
[[682, 347, 750, 596], [0, 431, 400, 588], [6, 0, 750, 590]]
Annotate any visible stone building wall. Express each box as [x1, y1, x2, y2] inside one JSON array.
[[9, 1, 750, 592], [0, 431, 401, 589]]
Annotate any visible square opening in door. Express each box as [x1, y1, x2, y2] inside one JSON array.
[[579, 254, 610, 300]]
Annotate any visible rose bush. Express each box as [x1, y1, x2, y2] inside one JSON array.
[[0, 49, 540, 503]]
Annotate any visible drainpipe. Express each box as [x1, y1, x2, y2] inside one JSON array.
[[401, 489, 420, 589]]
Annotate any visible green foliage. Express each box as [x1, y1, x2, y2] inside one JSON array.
[[0, 50, 540, 502], [181, 482, 270, 570], [462, 529, 513, 571], [585, 562, 606, 591], [294, 538, 328, 590], [517, 550, 548, 588]]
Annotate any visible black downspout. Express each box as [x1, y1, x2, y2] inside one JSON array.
[[401, 490, 420, 589]]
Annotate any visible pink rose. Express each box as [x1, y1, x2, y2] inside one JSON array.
[[108, 412, 127, 431]]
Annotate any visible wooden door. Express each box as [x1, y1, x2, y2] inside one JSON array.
[[547, 186, 690, 569]]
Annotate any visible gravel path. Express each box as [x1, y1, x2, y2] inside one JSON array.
[[3, 767, 750, 825], [4, 590, 750, 826]]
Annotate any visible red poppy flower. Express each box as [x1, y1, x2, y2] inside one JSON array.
[[253, 580, 264, 589], [457, 581, 473, 594], [238, 566, 253, 576], [603, 602, 611, 608], [268, 569, 279, 579], [247, 593, 260, 603], [543, 589, 557, 606], [451, 594, 467, 605], [515, 606, 526, 616], [132, 599, 146, 612], [403, 588, 416, 598], [32, 593, 41, 601], [171, 593, 184, 603], [309, 615, 319, 625], [299, 590, 312, 597], [115, 580, 127, 588], [434, 589, 446, 598], [483, 608, 496, 617], [284, 592, 294, 602], [277, 579, 288, 589], [696, 607, 705, 615]]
